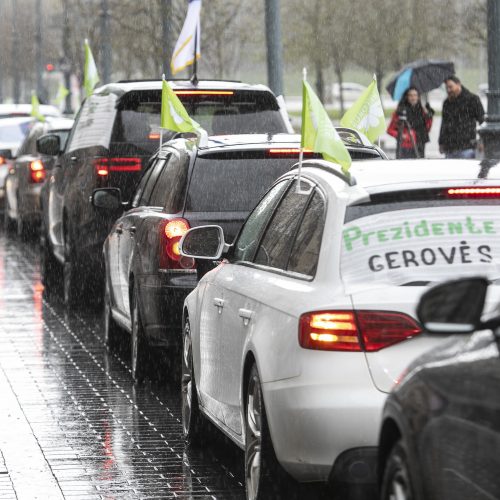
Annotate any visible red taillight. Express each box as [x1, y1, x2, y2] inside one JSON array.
[[0, 156, 5, 166], [267, 148, 314, 156], [299, 310, 421, 352], [29, 159, 46, 183], [94, 157, 142, 177], [159, 218, 195, 270], [446, 187, 500, 198], [174, 90, 234, 96]]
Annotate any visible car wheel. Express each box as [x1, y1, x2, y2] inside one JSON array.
[[104, 277, 123, 351], [40, 220, 61, 295], [63, 228, 81, 307], [381, 440, 415, 500], [131, 286, 148, 382], [245, 364, 282, 500], [16, 211, 30, 240], [181, 319, 207, 445], [3, 196, 15, 233]]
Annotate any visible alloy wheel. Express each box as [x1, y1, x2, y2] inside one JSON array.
[[246, 373, 263, 500], [181, 323, 193, 436]]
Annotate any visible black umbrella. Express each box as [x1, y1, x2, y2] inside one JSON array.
[[386, 60, 455, 101]]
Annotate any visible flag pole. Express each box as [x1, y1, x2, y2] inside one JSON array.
[[191, 22, 199, 86], [296, 67, 307, 193], [160, 74, 165, 150]]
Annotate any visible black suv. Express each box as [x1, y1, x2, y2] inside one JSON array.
[[37, 80, 292, 305], [92, 132, 385, 380]]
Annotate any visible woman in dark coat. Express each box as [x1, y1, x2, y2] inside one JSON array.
[[387, 87, 433, 158]]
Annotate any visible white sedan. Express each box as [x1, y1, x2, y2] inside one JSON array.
[[180, 158, 500, 499]]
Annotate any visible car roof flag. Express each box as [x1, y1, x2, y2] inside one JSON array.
[[159, 75, 206, 148], [171, 0, 202, 81], [340, 75, 386, 144], [31, 92, 45, 122], [297, 68, 351, 192], [84, 39, 100, 97]]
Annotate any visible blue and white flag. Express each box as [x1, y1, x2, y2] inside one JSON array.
[[171, 0, 202, 75]]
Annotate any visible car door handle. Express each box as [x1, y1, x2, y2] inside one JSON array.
[[115, 224, 123, 234], [213, 298, 225, 313], [238, 308, 253, 326], [128, 226, 136, 235]]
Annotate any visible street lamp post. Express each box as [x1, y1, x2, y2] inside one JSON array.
[[161, 0, 173, 78], [479, 0, 500, 158], [100, 0, 112, 84], [265, 0, 284, 97], [11, 0, 20, 103], [35, 0, 44, 101]]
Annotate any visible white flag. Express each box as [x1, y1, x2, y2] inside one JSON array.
[[171, 0, 201, 75]]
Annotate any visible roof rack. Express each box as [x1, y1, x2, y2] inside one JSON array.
[[116, 78, 243, 84], [290, 159, 356, 186]]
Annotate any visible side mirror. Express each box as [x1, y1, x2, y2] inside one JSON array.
[[91, 188, 123, 211], [417, 277, 489, 334], [37, 134, 61, 156], [180, 225, 226, 260], [0, 149, 13, 160]]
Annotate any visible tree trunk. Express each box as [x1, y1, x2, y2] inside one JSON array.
[[335, 65, 345, 115], [315, 60, 325, 103]]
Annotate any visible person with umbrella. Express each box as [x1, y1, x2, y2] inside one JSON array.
[[387, 87, 434, 158], [439, 75, 485, 159]]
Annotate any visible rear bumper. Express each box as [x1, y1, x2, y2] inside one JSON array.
[[138, 270, 198, 348], [261, 354, 386, 483]]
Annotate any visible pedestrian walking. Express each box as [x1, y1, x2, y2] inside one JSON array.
[[439, 75, 484, 159], [387, 87, 433, 159]]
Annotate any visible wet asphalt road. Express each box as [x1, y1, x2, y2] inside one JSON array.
[[0, 229, 333, 500]]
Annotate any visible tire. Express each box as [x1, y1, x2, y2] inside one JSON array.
[[380, 440, 415, 500], [3, 196, 15, 233], [245, 364, 283, 500], [40, 221, 62, 296], [104, 277, 123, 351], [181, 319, 207, 445], [63, 227, 82, 308], [16, 211, 31, 240], [131, 285, 148, 382]]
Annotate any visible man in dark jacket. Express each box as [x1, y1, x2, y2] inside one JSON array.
[[439, 76, 484, 158]]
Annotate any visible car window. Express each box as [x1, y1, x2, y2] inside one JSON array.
[[149, 152, 189, 212], [287, 190, 326, 277], [254, 179, 313, 270], [185, 152, 298, 212], [137, 157, 167, 207], [0, 119, 32, 144], [232, 180, 289, 263], [17, 123, 43, 156], [67, 94, 117, 152], [131, 158, 158, 208], [50, 129, 71, 151]]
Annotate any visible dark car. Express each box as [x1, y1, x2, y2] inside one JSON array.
[[4, 117, 73, 238], [38, 79, 292, 306], [92, 132, 385, 381], [378, 277, 500, 500]]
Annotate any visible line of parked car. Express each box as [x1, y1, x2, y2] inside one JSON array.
[[3, 78, 500, 500]]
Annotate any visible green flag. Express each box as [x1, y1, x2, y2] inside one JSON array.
[[31, 93, 45, 122], [340, 76, 386, 143], [302, 79, 352, 173], [84, 39, 100, 97], [160, 78, 201, 133], [54, 83, 69, 106]]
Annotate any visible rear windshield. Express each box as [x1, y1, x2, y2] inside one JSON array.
[[113, 89, 287, 154], [186, 153, 296, 212], [341, 197, 500, 292], [0, 120, 32, 143]]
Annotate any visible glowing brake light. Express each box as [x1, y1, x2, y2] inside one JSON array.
[[0, 156, 5, 166], [29, 159, 46, 183], [148, 132, 161, 140], [174, 90, 234, 96], [94, 157, 142, 177], [268, 148, 313, 156], [446, 187, 500, 198], [159, 218, 195, 270], [299, 310, 421, 352]]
